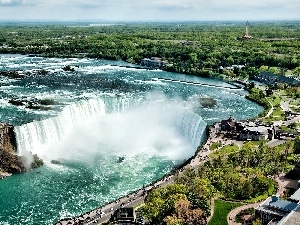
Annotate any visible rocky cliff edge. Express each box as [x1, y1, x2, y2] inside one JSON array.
[[0, 123, 26, 179]]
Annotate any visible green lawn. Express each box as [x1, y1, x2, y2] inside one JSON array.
[[208, 200, 243, 225], [267, 95, 282, 106], [210, 144, 239, 159], [209, 141, 222, 151]]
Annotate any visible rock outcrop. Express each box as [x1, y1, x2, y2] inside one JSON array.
[[0, 123, 26, 178]]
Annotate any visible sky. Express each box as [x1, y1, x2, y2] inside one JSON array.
[[0, 0, 299, 22]]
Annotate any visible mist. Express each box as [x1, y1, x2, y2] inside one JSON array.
[[48, 99, 197, 162], [15, 93, 206, 166]]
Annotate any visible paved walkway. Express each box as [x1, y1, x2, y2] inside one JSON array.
[[56, 175, 174, 225], [265, 99, 274, 118], [55, 125, 223, 225], [226, 173, 298, 225], [55, 110, 299, 225], [227, 203, 259, 225]]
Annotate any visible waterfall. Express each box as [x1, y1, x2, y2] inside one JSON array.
[[14, 95, 207, 166], [14, 98, 106, 165], [176, 110, 207, 149]]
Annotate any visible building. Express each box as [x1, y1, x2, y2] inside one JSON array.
[[254, 72, 300, 87], [255, 195, 299, 224], [295, 159, 300, 175], [221, 117, 238, 132], [220, 117, 274, 141], [140, 57, 166, 69], [278, 206, 300, 225], [224, 65, 245, 70], [110, 207, 137, 225], [238, 126, 271, 141]]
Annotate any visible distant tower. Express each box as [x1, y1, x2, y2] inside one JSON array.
[[242, 21, 253, 39]]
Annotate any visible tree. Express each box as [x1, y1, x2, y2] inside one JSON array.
[[188, 53, 198, 63], [294, 136, 300, 154], [164, 216, 183, 225], [252, 218, 263, 225], [175, 199, 206, 225], [259, 90, 266, 99], [292, 66, 300, 77], [143, 184, 188, 224], [285, 140, 293, 158]]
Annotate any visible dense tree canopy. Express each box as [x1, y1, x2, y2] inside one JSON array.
[[0, 22, 299, 78], [143, 140, 297, 224]]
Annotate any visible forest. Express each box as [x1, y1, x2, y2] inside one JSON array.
[[0, 21, 299, 79], [142, 139, 299, 225]]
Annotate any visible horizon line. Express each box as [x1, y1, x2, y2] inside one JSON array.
[[0, 19, 300, 24]]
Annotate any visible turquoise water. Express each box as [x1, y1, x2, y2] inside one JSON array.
[[0, 55, 263, 225]]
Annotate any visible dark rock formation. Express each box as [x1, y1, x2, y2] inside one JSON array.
[[0, 123, 44, 179], [62, 65, 75, 72], [0, 71, 25, 79], [31, 154, 44, 169], [198, 96, 217, 108], [8, 99, 25, 106], [8, 98, 59, 110], [51, 160, 61, 165], [0, 123, 26, 178]]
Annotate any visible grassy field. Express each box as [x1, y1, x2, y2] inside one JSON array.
[[210, 144, 239, 159], [209, 141, 222, 151], [208, 200, 243, 225]]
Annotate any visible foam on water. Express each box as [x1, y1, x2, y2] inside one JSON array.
[[0, 55, 264, 225]]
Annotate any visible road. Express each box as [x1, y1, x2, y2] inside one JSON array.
[[55, 175, 175, 225], [226, 173, 299, 225], [55, 126, 221, 225]]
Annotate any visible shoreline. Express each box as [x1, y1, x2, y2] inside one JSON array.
[[54, 123, 218, 225], [54, 79, 272, 225], [0, 171, 12, 179], [0, 55, 267, 224]]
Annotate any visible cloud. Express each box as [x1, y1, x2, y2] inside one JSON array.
[[0, 0, 23, 6], [0, 0, 299, 21]]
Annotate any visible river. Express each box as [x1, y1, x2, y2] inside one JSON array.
[[0, 55, 263, 225]]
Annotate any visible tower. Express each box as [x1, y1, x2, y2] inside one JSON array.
[[245, 21, 249, 37], [242, 21, 253, 39]]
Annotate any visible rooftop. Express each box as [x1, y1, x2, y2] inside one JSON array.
[[278, 205, 300, 225], [256, 196, 299, 217], [241, 126, 269, 134], [269, 199, 298, 212], [290, 188, 300, 202]]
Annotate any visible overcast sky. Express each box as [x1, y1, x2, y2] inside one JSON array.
[[0, 0, 299, 22]]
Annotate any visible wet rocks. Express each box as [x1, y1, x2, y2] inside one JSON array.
[[8, 98, 58, 110], [0, 71, 25, 79], [0, 123, 26, 178], [0, 123, 44, 179], [0, 69, 50, 80], [198, 96, 217, 108]]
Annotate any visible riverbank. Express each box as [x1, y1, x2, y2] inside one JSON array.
[[54, 122, 222, 225], [55, 120, 245, 225], [53, 79, 258, 225], [55, 79, 300, 225]]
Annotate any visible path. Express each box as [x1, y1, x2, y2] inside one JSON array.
[[56, 175, 175, 225], [226, 173, 297, 225], [56, 124, 223, 225], [227, 203, 259, 225], [265, 99, 274, 118]]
